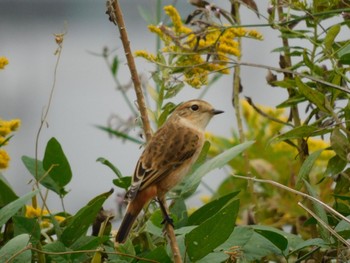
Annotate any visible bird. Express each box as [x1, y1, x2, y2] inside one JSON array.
[[115, 99, 223, 243]]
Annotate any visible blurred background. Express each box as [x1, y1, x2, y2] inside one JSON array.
[[0, 0, 284, 216]]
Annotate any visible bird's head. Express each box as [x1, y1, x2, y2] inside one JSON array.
[[171, 100, 224, 130]]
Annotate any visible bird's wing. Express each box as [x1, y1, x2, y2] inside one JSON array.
[[125, 124, 200, 201]]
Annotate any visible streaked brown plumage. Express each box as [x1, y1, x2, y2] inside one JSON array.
[[116, 100, 223, 243]]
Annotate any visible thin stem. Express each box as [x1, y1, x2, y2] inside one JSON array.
[[6, 244, 159, 263], [298, 202, 350, 248], [277, 3, 307, 164], [103, 56, 138, 116], [231, 174, 350, 225], [34, 33, 65, 217]]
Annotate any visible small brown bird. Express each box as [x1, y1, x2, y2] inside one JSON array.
[[116, 99, 223, 243]]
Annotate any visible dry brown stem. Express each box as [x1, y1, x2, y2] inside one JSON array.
[[111, 0, 152, 142]]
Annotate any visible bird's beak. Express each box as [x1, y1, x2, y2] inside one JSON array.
[[212, 109, 224, 115]]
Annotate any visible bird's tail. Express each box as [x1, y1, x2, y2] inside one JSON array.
[[116, 187, 157, 243], [115, 210, 138, 243]]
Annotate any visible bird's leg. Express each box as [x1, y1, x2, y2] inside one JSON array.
[[157, 197, 174, 227]]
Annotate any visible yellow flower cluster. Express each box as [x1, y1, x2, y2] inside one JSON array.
[[241, 99, 334, 162], [0, 56, 9, 70], [25, 205, 65, 228], [134, 5, 262, 88], [134, 50, 156, 62], [0, 118, 21, 169]]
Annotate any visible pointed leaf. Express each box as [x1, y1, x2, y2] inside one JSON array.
[[296, 77, 331, 114], [188, 191, 239, 225], [96, 125, 143, 144], [97, 157, 123, 178], [330, 128, 349, 161], [185, 199, 239, 261], [273, 125, 330, 142], [325, 155, 347, 176], [181, 141, 254, 195], [304, 180, 330, 242], [324, 24, 340, 53], [22, 156, 62, 195], [112, 176, 132, 190], [0, 234, 31, 262], [13, 216, 41, 244], [60, 189, 113, 247], [43, 137, 72, 195], [0, 172, 18, 207], [0, 190, 38, 227], [254, 228, 288, 251], [111, 56, 119, 76], [296, 149, 323, 189]]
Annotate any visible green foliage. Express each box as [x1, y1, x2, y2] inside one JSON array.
[[2, 0, 350, 262]]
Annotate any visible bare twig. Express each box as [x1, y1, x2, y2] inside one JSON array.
[[6, 244, 159, 263], [111, 0, 152, 142], [33, 31, 66, 226], [298, 202, 350, 248], [231, 174, 350, 225]]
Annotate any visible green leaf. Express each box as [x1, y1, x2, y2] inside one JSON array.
[[0, 234, 31, 262], [254, 228, 288, 251], [71, 236, 108, 262], [157, 103, 173, 127], [111, 56, 119, 76], [113, 176, 132, 190], [60, 189, 113, 247], [324, 24, 340, 53], [43, 241, 70, 262], [292, 238, 328, 253], [273, 125, 330, 142], [225, 226, 293, 262], [0, 172, 18, 207], [139, 246, 172, 263], [330, 128, 349, 161], [295, 77, 331, 114], [185, 199, 239, 261], [338, 43, 350, 65], [0, 190, 38, 227], [276, 95, 306, 108], [181, 141, 254, 195], [22, 156, 61, 194], [325, 155, 347, 176], [169, 197, 188, 227], [95, 125, 143, 144], [13, 216, 41, 244], [177, 141, 210, 198], [295, 149, 323, 190], [164, 82, 185, 99], [188, 191, 240, 225], [304, 180, 330, 242], [97, 157, 123, 178], [43, 137, 72, 196]]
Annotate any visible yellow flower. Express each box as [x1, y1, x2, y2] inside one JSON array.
[[25, 205, 65, 228], [164, 5, 183, 32], [25, 205, 48, 218], [200, 195, 211, 204], [0, 118, 21, 136], [134, 50, 156, 61], [0, 149, 10, 169], [0, 57, 9, 69]]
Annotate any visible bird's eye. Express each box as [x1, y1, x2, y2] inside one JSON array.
[[190, 104, 199, 111]]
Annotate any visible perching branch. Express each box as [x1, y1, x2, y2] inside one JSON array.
[[109, 1, 182, 262]]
